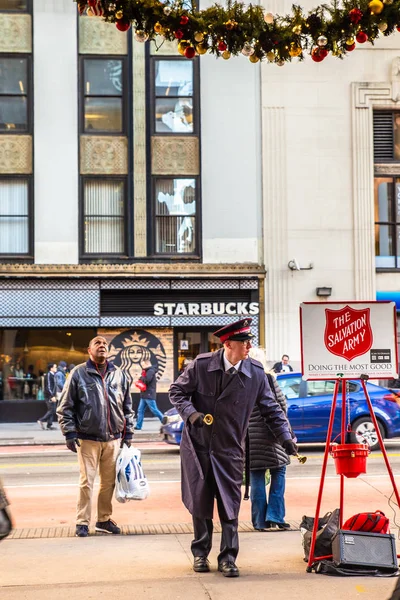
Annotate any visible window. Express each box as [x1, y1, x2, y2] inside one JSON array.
[[0, 57, 30, 133], [278, 376, 302, 399], [82, 58, 125, 133], [374, 177, 400, 268], [82, 179, 126, 255], [307, 380, 336, 396], [154, 178, 197, 254], [373, 111, 400, 162], [0, 0, 30, 10], [154, 59, 194, 133], [0, 178, 30, 255]]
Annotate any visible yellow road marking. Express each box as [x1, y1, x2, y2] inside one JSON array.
[[355, 585, 366, 593]]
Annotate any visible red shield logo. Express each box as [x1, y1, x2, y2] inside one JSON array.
[[324, 306, 373, 361]]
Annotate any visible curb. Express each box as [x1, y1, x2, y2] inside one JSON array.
[[0, 435, 164, 448]]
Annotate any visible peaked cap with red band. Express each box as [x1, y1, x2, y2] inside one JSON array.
[[213, 318, 254, 343]]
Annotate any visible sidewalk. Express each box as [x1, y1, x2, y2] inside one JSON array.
[[0, 419, 163, 447], [0, 530, 397, 599]]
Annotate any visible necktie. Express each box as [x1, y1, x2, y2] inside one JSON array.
[[227, 366, 237, 375]]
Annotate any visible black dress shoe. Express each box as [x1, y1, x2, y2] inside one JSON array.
[[218, 561, 239, 577], [193, 557, 210, 573]]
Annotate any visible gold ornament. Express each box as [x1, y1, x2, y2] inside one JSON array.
[[196, 43, 208, 55], [115, 10, 123, 19], [266, 51, 275, 61], [264, 12, 274, 24], [292, 24, 302, 35], [378, 21, 388, 31], [383, 0, 394, 4], [346, 36, 355, 45], [194, 31, 204, 42], [87, 7, 94, 16], [369, 0, 384, 14], [178, 41, 190, 55], [222, 50, 231, 59], [154, 22, 163, 34], [289, 43, 302, 57], [249, 54, 259, 63], [225, 19, 237, 30]]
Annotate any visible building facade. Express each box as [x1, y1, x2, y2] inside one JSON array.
[[261, 0, 400, 368], [0, 0, 264, 421]]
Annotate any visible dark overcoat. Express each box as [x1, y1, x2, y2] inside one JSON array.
[[169, 349, 292, 520]]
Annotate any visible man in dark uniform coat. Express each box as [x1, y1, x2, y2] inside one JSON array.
[[169, 318, 297, 578]]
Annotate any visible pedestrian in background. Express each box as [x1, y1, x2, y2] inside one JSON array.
[[57, 336, 134, 538], [272, 354, 293, 374], [249, 348, 293, 532], [134, 358, 163, 430], [55, 361, 67, 400], [0, 478, 12, 541], [37, 363, 57, 430], [169, 318, 297, 578]]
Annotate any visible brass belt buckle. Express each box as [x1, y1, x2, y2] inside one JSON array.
[[204, 414, 214, 426]]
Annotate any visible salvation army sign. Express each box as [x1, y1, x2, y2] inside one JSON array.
[[300, 302, 398, 380]]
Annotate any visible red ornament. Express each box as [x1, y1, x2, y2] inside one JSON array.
[[349, 8, 363, 24], [346, 42, 356, 51], [184, 46, 196, 59], [77, 1, 86, 14], [311, 47, 324, 62], [116, 20, 131, 31], [356, 31, 368, 43], [319, 47, 328, 58], [397, 26, 400, 32], [180, 15, 189, 25], [218, 40, 227, 51], [88, 0, 97, 6], [175, 29, 184, 39]]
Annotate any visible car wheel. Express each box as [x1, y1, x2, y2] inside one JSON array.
[[350, 417, 385, 451]]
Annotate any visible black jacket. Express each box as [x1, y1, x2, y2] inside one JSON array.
[[57, 360, 134, 442], [44, 371, 57, 400], [139, 366, 157, 399], [249, 374, 291, 470], [272, 362, 293, 373]]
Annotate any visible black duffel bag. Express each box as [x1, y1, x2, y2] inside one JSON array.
[[300, 509, 340, 562]]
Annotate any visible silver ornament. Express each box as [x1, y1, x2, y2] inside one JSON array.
[[163, 5, 172, 15], [264, 12, 274, 24], [241, 42, 254, 56], [277, 59, 285, 66], [135, 30, 149, 42], [317, 35, 328, 47]]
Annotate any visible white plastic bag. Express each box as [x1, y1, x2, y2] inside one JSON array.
[[115, 444, 150, 503]]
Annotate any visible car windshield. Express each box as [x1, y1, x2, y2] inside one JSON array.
[[278, 376, 302, 398]]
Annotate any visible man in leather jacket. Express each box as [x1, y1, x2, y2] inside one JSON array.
[[57, 336, 134, 538]]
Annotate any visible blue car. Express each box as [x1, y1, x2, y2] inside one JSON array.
[[160, 373, 400, 450]]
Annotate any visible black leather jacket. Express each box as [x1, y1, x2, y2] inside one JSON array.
[[57, 360, 134, 442]]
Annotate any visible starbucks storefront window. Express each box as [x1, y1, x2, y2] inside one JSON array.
[[0, 328, 96, 401]]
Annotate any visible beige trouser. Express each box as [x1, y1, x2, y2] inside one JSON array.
[[76, 439, 120, 526]]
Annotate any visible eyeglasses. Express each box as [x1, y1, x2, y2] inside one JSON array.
[[239, 340, 252, 347]]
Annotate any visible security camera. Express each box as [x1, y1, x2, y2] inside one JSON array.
[[288, 259, 301, 271]]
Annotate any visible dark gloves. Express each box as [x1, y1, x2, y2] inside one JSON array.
[[282, 438, 298, 456], [188, 411, 205, 428], [120, 438, 131, 448], [66, 438, 80, 453]]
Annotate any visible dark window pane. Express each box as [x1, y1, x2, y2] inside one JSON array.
[[155, 179, 196, 216], [155, 97, 193, 133], [84, 180, 125, 254], [84, 59, 123, 96], [375, 223, 395, 267], [155, 60, 193, 96], [155, 216, 195, 254], [0, 0, 27, 10], [84, 97, 122, 132], [374, 178, 394, 222], [0, 58, 27, 95], [0, 96, 28, 131]]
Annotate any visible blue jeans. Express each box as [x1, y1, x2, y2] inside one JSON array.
[[250, 465, 287, 529], [135, 398, 164, 429]]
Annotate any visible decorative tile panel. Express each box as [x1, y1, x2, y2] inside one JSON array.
[[133, 40, 147, 257], [171, 280, 240, 290], [101, 280, 170, 289], [0, 136, 32, 174], [100, 317, 170, 327], [0, 318, 99, 327], [80, 136, 128, 175], [0, 290, 99, 317], [0, 14, 31, 53], [151, 136, 200, 175], [0, 280, 99, 290], [240, 280, 259, 289], [79, 16, 127, 55]]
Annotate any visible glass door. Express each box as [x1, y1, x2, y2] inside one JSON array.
[[175, 329, 222, 378]]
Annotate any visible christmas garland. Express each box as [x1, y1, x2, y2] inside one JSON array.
[[76, 0, 400, 63]]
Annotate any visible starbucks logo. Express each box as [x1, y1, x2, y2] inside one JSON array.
[[108, 329, 167, 392]]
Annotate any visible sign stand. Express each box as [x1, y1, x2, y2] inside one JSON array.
[[306, 375, 400, 571]]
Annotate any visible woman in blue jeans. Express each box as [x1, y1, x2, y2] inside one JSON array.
[[135, 360, 164, 430], [248, 348, 294, 531]]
